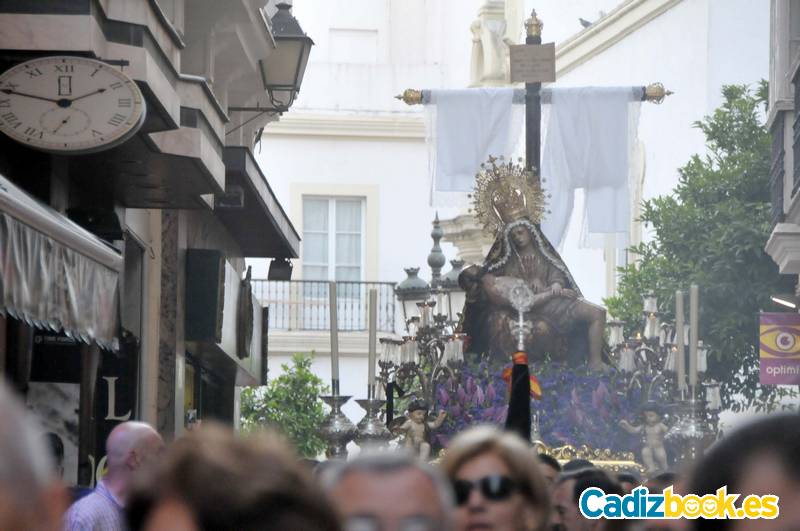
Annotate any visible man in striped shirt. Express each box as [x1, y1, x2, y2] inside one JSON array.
[[65, 421, 164, 531]]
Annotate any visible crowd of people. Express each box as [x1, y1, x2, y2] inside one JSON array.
[[1, 379, 798, 531]]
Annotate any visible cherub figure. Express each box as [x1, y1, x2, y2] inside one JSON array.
[[619, 403, 669, 474], [393, 399, 447, 460]]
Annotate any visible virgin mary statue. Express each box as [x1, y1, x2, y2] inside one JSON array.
[[458, 157, 606, 370]]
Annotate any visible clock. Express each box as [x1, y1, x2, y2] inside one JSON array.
[[0, 56, 146, 154]]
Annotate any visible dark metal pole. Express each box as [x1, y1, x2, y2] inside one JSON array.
[[525, 11, 543, 182]]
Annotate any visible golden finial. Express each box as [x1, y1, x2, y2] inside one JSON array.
[[525, 9, 543, 38], [644, 82, 674, 104], [394, 88, 423, 106]]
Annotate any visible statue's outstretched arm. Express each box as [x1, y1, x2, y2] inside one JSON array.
[[619, 420, 642, 434], [429, 411, 447, 429]]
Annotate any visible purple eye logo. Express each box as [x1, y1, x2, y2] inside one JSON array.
[[760, 326, 800, 358], [777, 332, 796, 350]]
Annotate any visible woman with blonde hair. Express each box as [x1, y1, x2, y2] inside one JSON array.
[[440, 426, 550, 531]]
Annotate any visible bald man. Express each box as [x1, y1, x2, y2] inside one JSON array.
[[0, 380, 68, 531], [65, 421, 164, 531]]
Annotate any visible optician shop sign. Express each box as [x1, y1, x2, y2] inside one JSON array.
[[759, 312, 800, 385]]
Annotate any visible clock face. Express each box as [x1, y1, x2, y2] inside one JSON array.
[[0, 56, 146, 154]]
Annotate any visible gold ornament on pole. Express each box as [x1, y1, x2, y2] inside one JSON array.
[[644, 82, 674, 104], [525, 10, 543, 38], [394, 88, 423, 106]]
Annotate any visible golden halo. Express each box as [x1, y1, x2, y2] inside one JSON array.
[[469, 156, 546, 235]]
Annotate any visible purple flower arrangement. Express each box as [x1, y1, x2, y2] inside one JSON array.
[[434, 359, 509, 448], [434, 357, 643, 454]]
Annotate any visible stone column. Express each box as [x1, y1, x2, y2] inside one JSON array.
[[157, 209, 186, 440]]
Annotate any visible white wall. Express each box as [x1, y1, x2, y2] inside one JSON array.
[[526, 0, 624, 44]]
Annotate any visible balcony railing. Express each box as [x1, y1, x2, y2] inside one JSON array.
[[252, 280, 397, 332]]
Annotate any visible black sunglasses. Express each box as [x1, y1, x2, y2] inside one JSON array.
[[452, 475, 518, 506]]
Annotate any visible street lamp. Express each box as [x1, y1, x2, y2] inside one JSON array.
[[259, 2, 314, 110], [642, 293, 661, 341], [440, 259, 466, 324], [395, 267, 431, 325], [607, 318, 625, 348]]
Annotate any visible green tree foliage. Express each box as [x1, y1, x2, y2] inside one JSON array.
[[240, 353, 328, 457], [605, 83, 796, 412]]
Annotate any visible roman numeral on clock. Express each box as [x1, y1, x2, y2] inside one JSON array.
[[118, 98, 131, 108], [0, 99, 9, 108], [1, 112, 20, 127], [108, 114, 126, 127], [58, 76, 72, 96], [23, 126, 43, 139], [54, 64, 74, 73], [25, 68, 42, 78], [110, 81, 123, 90]]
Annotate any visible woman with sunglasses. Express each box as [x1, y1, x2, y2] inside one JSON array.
[[441, 426, 550, 531]]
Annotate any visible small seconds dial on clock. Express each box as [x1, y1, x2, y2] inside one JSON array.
[[0, 56, 146, 154]]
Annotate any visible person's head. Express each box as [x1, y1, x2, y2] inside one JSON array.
[[128, 423, 340, 531], [562, 459, 594, 473], [688, 414, 800, 531], [104, 421, 164, 498], [322, 450, 453, 531], [537, 453, 561, 488], [641, 403, 662, 426], [440, 426, 550, 531], [616, 472, 640, 494], [0, 381, 68, 531], [408, 399, 429, 424], [552, 469, 624, 531], [508, 223, 533, 250], [44, 432, 65, 479], [644, 471, 677, 493], [458, 264, 484, 302]]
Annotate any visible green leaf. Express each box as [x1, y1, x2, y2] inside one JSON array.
[[239, 353, 329, 457]]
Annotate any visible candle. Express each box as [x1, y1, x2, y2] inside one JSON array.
[[675, 290, 685, 391], [665, 346, 677, 372], [391, 341, 400, 365], [697, 340, 708, 373], [368, 289, 378, 394], [689, 284, 699, 389], [329, 282, 340, 385]]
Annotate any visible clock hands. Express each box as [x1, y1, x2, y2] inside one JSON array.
[[0, 88, 60, 103], [52, 115, 71, 134], [1, 87, 108, 108], [69, 88, 106, 103]]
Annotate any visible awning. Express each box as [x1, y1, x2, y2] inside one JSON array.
[[218, 147, 300, 258], [0, 174, 122, 350]]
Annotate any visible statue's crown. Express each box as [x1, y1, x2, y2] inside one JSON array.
[[470, 156, 545, 235]]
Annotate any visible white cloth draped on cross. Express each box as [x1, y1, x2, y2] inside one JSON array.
[[423, 86, 642, 249]]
